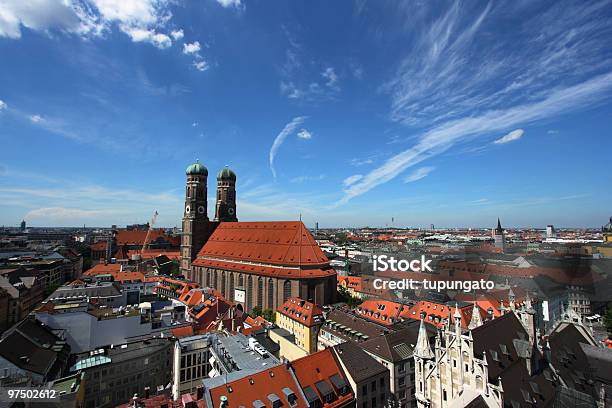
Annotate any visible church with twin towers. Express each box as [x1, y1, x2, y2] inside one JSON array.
[[179, 160, 337, 312]]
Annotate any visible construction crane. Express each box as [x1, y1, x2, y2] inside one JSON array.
[[141, 210, 159, 255]]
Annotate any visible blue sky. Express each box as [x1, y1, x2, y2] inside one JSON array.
[[0, 0, 611, 228]]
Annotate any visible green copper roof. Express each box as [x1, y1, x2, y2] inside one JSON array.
[[186, 161, 208, 176], [604, 216, 612, 232], [217, 166, 236, 181]]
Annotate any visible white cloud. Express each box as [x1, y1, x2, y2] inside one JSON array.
[[322, 67, 338, 88], [216, 0, 241, 8], [193, 60, 208, 72], [183, 41, 201, 55], [339, 71, 612, 205], [29, 114, 44, 123], [404, 166, 435, 183], [297, 129, 312, 140], [170, 28, 183, 40], [343, 174, 363, 187], [269, 116, 307, 179], [25, 206, 107, 221], [494, 129, 524, 144], [0, 0, 83, 39], [349, 157, 374, 166], [290, 174, 325, 183], [192, 122, 198, 127], [0, 0, 177, 49], [0, 100, 6, 110], [123, 27, 171, 48]]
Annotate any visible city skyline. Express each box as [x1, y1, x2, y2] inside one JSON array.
[[1, 0, 612, 228]]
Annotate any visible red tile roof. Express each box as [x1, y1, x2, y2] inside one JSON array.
[[112, 271, 145, 283], [171, 325, 195, 338], [355, 299, 409, 326], [83, 263, 122, 276], [90, 241, 107, 251], [195, 221, 329, 266], [403, 300, 484, 329], [278, 297, 324, 327], [115, 229, 179, 246], [127, 249, 181, 260], [208, 364, 308, 408], [82, 264, 145, 284], [291, 348, 354, 407]]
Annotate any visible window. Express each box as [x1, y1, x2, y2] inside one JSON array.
[[247, 276, 253, 306], [221, 272, 226, 296], [372, 380, 376, 391], [380, 377, 385, 387], [268, 278, 274, 308], [398, 362, 406, 373], [399, 376, 405, 387], [283, 280, 291, 302], [362, 384, 368, 395], [257, 278, 263, 307]]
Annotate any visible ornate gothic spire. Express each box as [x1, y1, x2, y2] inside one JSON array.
[[468, 302, 483, 330], [415, 319, 434, 359]]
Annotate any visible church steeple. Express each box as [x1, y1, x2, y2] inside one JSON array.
[[180, 160, 210, 278], [214, 166, 237, 222], [494, 217, 506, 252], [468, 302, 483, 329], [415, 319, 434, 359]]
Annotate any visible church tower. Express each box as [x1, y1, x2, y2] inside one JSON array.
[[181, 161, 209, 278], [214, 166, 237, 222], [494, 218, 506, 252]]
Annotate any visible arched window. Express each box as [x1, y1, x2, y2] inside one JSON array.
[[206, 270, 211, 287], [229, 273, 235, 300], [257, 278, 263, 307], [213, 270, 218, 289], [238, 274, 244, 287], [247, 276, 253, 308], [221, 271, 226, 297], [268, 279, 274, 309], [283, 280, 291, 302]]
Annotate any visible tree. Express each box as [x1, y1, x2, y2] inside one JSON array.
[[262, 308, 276, 323], [251, 306, 262, 317], [249, 306, 276, 323], [338, 286, 361, 308]]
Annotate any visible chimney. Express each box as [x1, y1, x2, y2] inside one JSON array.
[[219, 395, 228, 408], [144, 386, 150, 399]]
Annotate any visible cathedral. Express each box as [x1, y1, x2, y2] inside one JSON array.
[[180, 161, 337, 312]]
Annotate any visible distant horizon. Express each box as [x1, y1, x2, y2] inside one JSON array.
[[4, 220, 609, 231]]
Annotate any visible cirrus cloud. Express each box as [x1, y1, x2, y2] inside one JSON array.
[[269, 116, 307, 179], [494, 129, 524, 144]]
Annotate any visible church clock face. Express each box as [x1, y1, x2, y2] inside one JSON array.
[[198, 205, 205, 214], [185, 205, 190, 214], [228, 207, 235, 216]]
